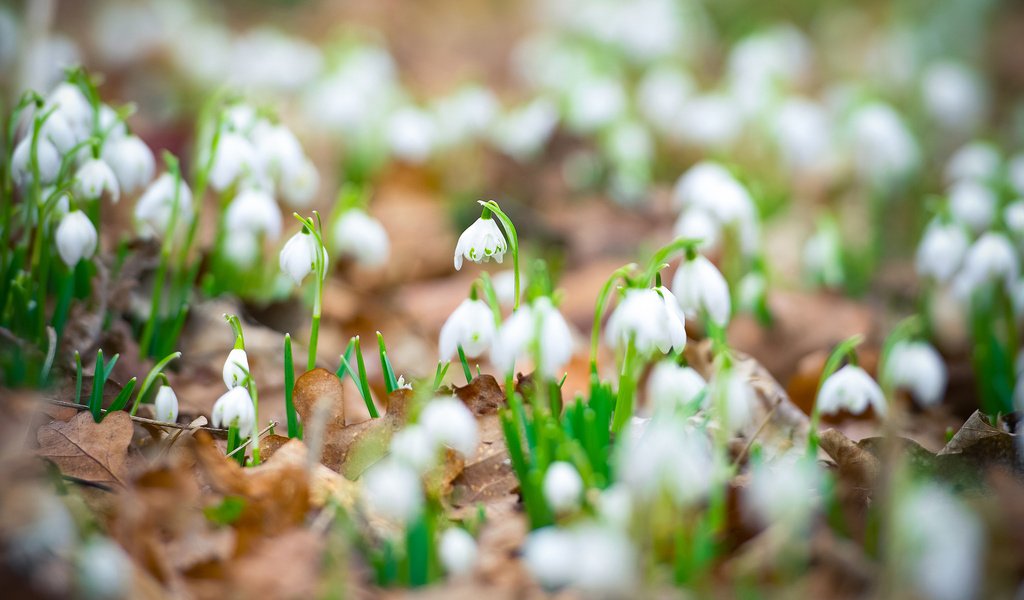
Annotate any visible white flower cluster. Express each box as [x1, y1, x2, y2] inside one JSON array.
[[212, 347, 255, 438]]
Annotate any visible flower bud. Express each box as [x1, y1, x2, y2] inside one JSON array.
[[55, 210, 98, 267]]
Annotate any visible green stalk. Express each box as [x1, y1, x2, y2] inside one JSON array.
[[377, 332, 399, 393], [138, 156, 183, 359], [457, 344, 473, 384], [73, 351, 83, 404], [129, 351, 181, 416], [353, 336, 379, 418], [611, 336, 638, 435], [589, 264, 637, 373], [432, 361, 450, 391]]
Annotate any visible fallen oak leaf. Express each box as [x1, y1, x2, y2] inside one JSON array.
[[37, 410, 135, 488], [292, 368, 346, 437], [454, 374, 506, 416], [818, 429, 880, 490]]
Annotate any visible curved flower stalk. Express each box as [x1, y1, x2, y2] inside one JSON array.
[[216, 314, 261, 465], [283, 212, 329, 371]]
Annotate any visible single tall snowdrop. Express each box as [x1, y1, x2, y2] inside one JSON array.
[[332, 209, 390, 268], [916, 220, 969, 283], [55, 210, 98, 267], [439, 528, 478, 577], [279, 229, 328, 285], [816, 364, 886, 416], [885, 341, 947, 407], [12, 136, 60, 187], [134, 173, 193, 239], [490, 296, 574, 379], [646, 361, 706, 416], [671, 254, 731, 327], [948, 179, 996, 233], [212, 386, 256, 438], [454, 215, 506, 270], [543, 461, 584, 513], [953, 232, 1020, 298], [419, 397, 479, 457], [73, 158, 120, 203], [102, 135, 155, 194], [153, 385, 179, 423], [225, 188, 282, 240], [209, 131, 259, 191], [605, 287, 687, 355], [361, 459, 423, 524], [439, 298, 495, 359], [222, 347, 250, 389]]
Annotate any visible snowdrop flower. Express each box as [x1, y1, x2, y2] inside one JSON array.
[[361, 459, 423, 524], [605, 287, 687, 355], [675, 93, 743, 149], [209, 132, 259, 191], [332, 209, 390, 268], [222, 231, 260, 268], [489, 98, 559, 160], [816, 364, 886, 416], [637, 65, 693, 129], [596, 485, 633, 529], [953, 232, 1020, 297], [73, 158, 120, 203], [454, 216, 506, 270], [279, 156, 319, 208], [566, 77, 626, 133], [75, 537, 130, 600], [439, 528, 477, 576], [55, 210, 98, 267], [222, 348, 250, 389], [134, 173, 193, 239], [419, 397, 479, 457], [39, 110, 77, 153], [251, 121, 303, 179], [439, 298, 495, 359], [523, 527, 576, 590], [848, 102, 919, 186], [102, 135, 155, 194], [153, 385, 179, 423], [672, 162, 757, 231], [618, 417, 713, 505], [646, 361, 706, 416], [46, 83, 92, 136], [492, 270, 521, 306], [744, 455, 822, 528], [12, 136, 60, 187], [916, 220, 969, 283], [225, 188, 282, 240], [491, 297, 574, 379], [885, 342, 947, 407], [893, 484, 983, 600], [944, 142, 1001, 184], [671, 254, 731, 327], [709, 369, 755, 433], [433, 85, 498, 147], [773, 97, 834, 173], [921, 61, 987, 133], [389, 424, 438, 473], [571, 524, 637, 595], [803, 220, 845, 288], [949, 179, 996, 233], [673, 209, 721, 253], [738, 271, 767, 313], [212, 386, 256, 438], [387, 107, 437, 163], [1004, 201, 1024, 238], [279, 230, 328, 286], [543, 461, 584, 513]]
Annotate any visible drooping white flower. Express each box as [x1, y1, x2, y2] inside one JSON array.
[[944, 142, 1001, 184], [885, 341, 947, 407], [153, 385, 179, 423], [439, 299, 495, 359], [916, 220, 969, 283], [134, 173, 193, 239], [617, 417, 713, 506], [744, 454, 822, 528], [39, 110, 77, 153], [432, 85, 498, 148], [673, 209, 721, 253], [209, 132, 259, 191], [848, 102, 919, 186], [709, 368, 755, 433], [948, 179, 996, 233], [419, 397, 479, 457], [387, 107, 437, 164], [251, 121, 304, 179], [102, 135, 155, 194], [360, 459, 423, 524], [439, 528, 478, 577], [646, 361, 706, 416], [671, 255, 731, 327], [672, 162, 751, 221], [921, 61, 987, 133], [637, 65, 693, 129], [279, 230, 328, 286], [12, 136, 60, 187], [332, 209, 390, 268], [489, 98, 559, 160], [674, 93, 742, 149], [816, 364, 886, 416], [803, 220, 845, 288], [893, 484, 984, 600], [490, 297, 574, 379], [454, 216, 507, 270], [543, 461, 583, 513], [222, 348, 250, 389], [222, 230, 260, 268], [55, 210, 98, 267], [953, 232, 1020, 298], [565, 77, 626, 134], [523, 527, 576, 590], [279, 156, 319, 208], [73, 158, 120, 203], [596, 484, 633, 529], [46, 83, 92, 136], [605, 287, 687, 355], [570, 524, 638, 595], [773, 97, 834, 173], [389, 424, 438, 473], [225, 188, 282, 240], [211, 386, 256, 438], [492, 270, 521, 306]]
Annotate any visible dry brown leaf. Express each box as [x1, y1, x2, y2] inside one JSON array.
[[37, 411, 135, 488], [818, 429, 880, 489], [228, 529, 324, 599], [293, 368, 346, 436], [454, 375, 505, 416]]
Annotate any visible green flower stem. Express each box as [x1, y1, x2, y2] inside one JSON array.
[[432, 360, 450, 391], [73, 351, 83, 404], [129, 351, 181, 416], [292, 212, 327, 371], [807, 335, 863, 457], [249, 379, 260, 465], [589, 264, 638, 373], [138, 156, 183, 359], [611, 336, 639, 435], [478, 201, 520, 310], [476, 272, 503, 326], [641, 237, 701, 285], [227, 424, 244, 466]]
